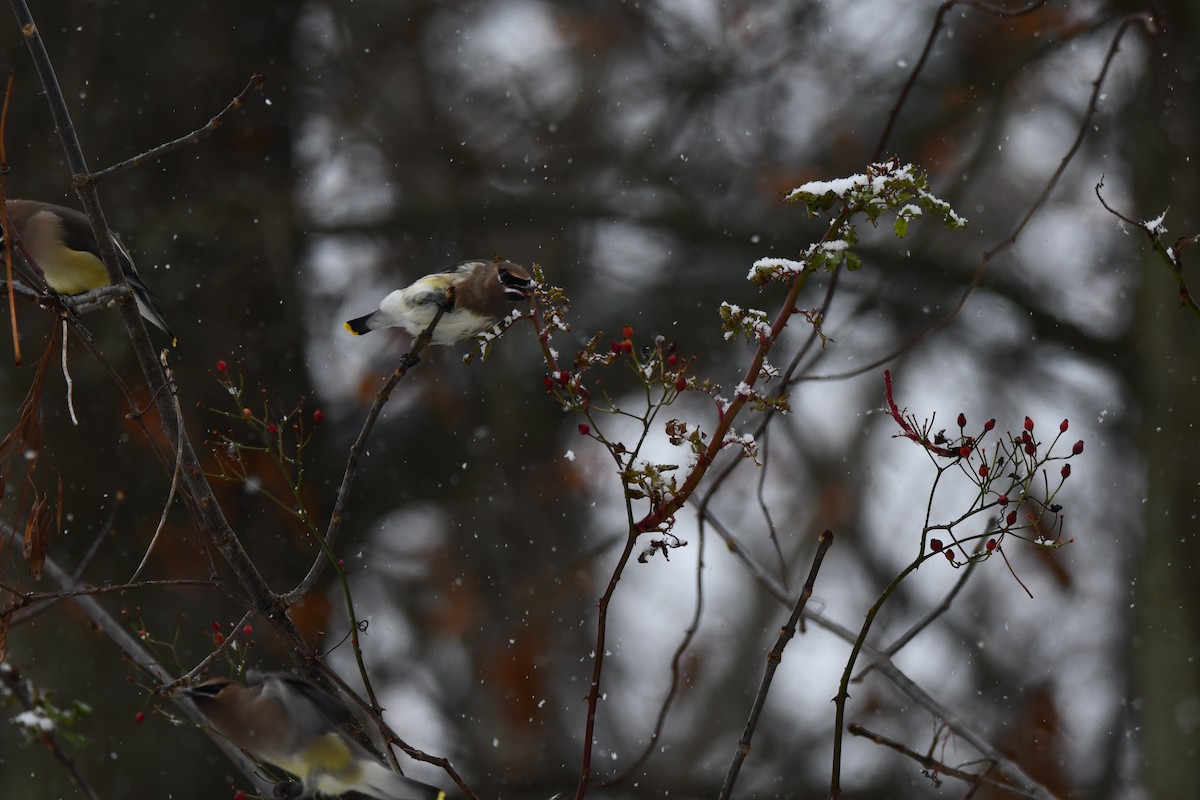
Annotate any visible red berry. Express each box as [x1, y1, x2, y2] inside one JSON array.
[[267, 423, 278, 435], [1006, 510, 1018, 526], [557, 372, 570, 386], [578, 423, 590, 436], [675, 377, 687, 392], [135, 711, 145, 724], [986, 539, 997, 552], [978, 464, 988, 477], [983, 418, 996, 431], [234, 793, 248, 800], [1021, 431, 1031, 443], [243, 625, 253, 636], [667, 353, 678, 367], [944, 550, 955, 561], [1060, 419, 1069, 433], [1024, 443, 1036, 456], [213, 632, 225, 645], [543, 376, 554, 390], [929, 539, 943, 552], [620, 339, 633, 353], [211, 621, 221, 631], [1072, 440, 1084, 455], [1061, 464, 1071, 479], [337, 558, 345, 567], [957, 413, 967, 428], [313, 409, 324, 424], [958, 445, 971, 459], [997, 494, 1009, 506], [610, 340, 622, 354], [242, 408, 252, 417], [622, 325, 634, 339], [1024, 416, 1034, 432], [216, 360, 228, 373]]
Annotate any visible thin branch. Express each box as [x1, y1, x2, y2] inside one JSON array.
[[0, 662, 101, 800], [0, 525, 272, 796], [718, 530, 834, 800], [1095, 178, 1200, 321], [1, 70, 21, 364], [700, 509, 1057, 798], [59, 321, 78, 425], [811, 10, 1159, 383], [873, 0, 1050, 161], [285, 300, 450, 604], [600, 516, 708, 787], [848, 723, 1038, 798], [129, 351, 186, 581], [89, 73, 265, 182], [575, 527, 641, 800], [10, 0, 313, 670], [172, 610, 256, 687], [854, 553, 980, 682], [314, 663, 481, 800]]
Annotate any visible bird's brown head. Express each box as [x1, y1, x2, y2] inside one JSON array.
[[493, 260, 534, 301]]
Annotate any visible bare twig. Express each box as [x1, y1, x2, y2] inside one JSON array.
[[854, 553, 980, 682], [286, 301, 450, 604], [601, 518, 708, 786], [129, 351, 186, 581], [88, 73, 266, 183], [10, 0, 308, 663], [811, 11, 1159, 383], [575, 524, 641, 800], [1095, 178, 1200, 321], [699, 509, 1057, 798], [848, 723, 1037, 798], [0, 524, 271, 796], [1, 70, 20, 364], [0, 662, 101, 800], [172, 610, 255, 687], [313, 662, 481, 800], [59, 321, 78, 424], [719, 530, 833, 800], [873, 0, 1050, 161]]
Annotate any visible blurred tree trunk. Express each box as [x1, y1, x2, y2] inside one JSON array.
[[1130, 3, 1200, 797]]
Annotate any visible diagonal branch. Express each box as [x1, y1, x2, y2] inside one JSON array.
[[285, 302, 450, 604], [89, 73, 265, 183], [9, 0, 312, 668], [718, 530, 834, 800]]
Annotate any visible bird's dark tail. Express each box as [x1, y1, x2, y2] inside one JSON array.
[[128, 280, 177, 346]]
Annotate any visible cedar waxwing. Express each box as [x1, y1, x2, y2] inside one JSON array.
[[344, 259, 533, 345], [185, 671, 444, 800], [1, 199, 176, 344]]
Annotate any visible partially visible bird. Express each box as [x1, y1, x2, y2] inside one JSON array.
[[0, 199, 176, 344], [185, 670, 444, 800], [344, 259, 533, 345]]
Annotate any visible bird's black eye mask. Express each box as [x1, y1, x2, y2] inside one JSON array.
[[496, 263, 534, 300]]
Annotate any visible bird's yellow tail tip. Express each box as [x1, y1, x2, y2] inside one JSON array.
[[343, 321, 361, 335]]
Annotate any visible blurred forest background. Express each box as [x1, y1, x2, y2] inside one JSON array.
[[0, 1, 1196, 799]]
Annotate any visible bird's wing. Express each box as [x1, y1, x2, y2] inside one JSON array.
[[257, 672, 353, 749]]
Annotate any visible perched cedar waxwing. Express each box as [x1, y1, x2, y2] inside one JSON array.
[[344, 259, 533, 345], [0, 199, 176, 344], [185, 671, 444, 800]]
